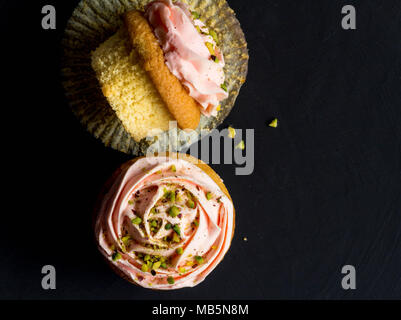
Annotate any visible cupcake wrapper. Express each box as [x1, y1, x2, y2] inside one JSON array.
[[62, 0, 248, 155]]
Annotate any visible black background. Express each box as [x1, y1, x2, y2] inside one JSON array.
[[1, 0, 400, 300]]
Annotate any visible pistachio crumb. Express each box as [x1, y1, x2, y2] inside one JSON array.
[[167, 276, 175, 284], [269, 118, 278, 128], [173, 225, 181, 236], [112, 251, 121, 262], [191, 11, 200, 19], [228, 126, 236, 139], [121, 236, 130, 246], [186, 199, 195, 208], [131, 217, 142, 225], [205, 42, 215, 55], [168, 206, 180, 218], [221, 82, 228, 92], [172, 233, 181, 243], [141, 264, 148, 272], [235, 140, 245, 150], [195, 256, 204, 264], [209, 29, 219, 43]]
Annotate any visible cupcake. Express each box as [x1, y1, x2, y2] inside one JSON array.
[[62, 0, 248, 155], [94, 153, 235, 289]]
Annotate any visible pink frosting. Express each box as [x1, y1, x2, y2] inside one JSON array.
[[145, 0, 228, 117], [95, 156, 234, 290]]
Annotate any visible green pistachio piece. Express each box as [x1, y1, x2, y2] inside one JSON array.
[[167, 276, 175, 284], [171, 165, 176, 172], [150, 220, 158, 228], [144, 254, 150, 262], [221, 82, 227, 92], [176, 247, 183, 255], [191, 11, 200, 19], [236, 140, 245, 150], [131, 217, 142, 225], [165, 223, 172, 230], [195, 256, 204, 264], [205, 42, 215, 55], [209, 29, 219, 43], [269, 118, 278, 128], [211, 55, 220, 63], [186, 200, 195, 209], [112, 252, 121, 261], [168, 206, 180, 218], [121, 236, 131, 245], [161, 262, 167, 269], [173, 233, 181, 243], [153, 261, 161, 270], [141, 264, 148, 272], [165, 190, 175, 203], [173, 225, 181, 236], [206, 192, 213, 200]]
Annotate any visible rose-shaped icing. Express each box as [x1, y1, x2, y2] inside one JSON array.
[[145, 0, 228, 117], [95, 156, 234, 289]]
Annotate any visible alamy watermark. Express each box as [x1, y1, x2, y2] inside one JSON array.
[[341, 265, 356, 290], [341, 5, 356, 30], [41, 265, 56, 290], [41, 5, 56, 30], [144, 121, 254, 176]]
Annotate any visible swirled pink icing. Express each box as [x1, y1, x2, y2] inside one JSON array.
[[145, 0, 228, 117], [95, 156, 234, 290]]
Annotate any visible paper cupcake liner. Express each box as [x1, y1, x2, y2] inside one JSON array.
[[61, 0, 248, 155]]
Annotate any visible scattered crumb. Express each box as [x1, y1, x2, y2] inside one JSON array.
[[269, 118, 278, 128], [235, 140, 245, 150], [228, 126, 236, 139], [243, 237, 248, 242]]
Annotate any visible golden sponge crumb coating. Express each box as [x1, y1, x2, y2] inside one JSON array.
[[91, 28, 175, 142], [124, 10, 201, 130]]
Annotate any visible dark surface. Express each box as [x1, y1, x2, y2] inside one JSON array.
[[1, 0, 400, 299]]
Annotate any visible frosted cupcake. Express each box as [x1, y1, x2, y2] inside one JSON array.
[[95, 153, 235, 289], [62, 0, 248, 155]]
